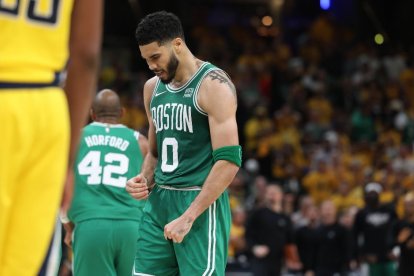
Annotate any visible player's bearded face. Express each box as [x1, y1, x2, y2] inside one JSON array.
[[160, 51, 179, 84]]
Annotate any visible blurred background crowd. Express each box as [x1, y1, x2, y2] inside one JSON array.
[[61, 0, 414, 275]]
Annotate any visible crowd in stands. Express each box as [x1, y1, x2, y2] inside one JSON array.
[[223, 13, 414, 276], [61, 10, 414, 276]]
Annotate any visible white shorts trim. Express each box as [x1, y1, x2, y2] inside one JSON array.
[[157, 184, 202, 191], [202, 202, 217, 276]]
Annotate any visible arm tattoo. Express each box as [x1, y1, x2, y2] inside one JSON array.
[[206, 70, 237, 99]]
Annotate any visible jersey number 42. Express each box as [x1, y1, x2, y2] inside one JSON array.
[[77, 151, 129, 188]]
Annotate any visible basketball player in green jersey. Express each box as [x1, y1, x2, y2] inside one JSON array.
[[65, 89, 149, 276], [126, 11, 241, 276]]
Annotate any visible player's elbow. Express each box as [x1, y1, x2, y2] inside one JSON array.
[[217, 159, 240, 177], [229, 162, 240, 176], [150, 148, 158, 158]]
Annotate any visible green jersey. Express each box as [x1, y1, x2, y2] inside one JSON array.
[[150, 62, 219, 187], [68, 122, 145, 223]]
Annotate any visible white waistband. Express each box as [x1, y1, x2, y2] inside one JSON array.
[[157, 184, 202, 191]]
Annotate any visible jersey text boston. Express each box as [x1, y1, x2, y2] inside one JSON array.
[[151, 103, 193, 133]]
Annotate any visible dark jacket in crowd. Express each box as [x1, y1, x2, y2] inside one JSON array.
[[295, 224, 319, 272], [245, 207, 294, 276], [353, 204, 398, 263], [314, 222, 352, 276], [297, 222, 351, 276]]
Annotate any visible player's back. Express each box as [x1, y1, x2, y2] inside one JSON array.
[[0, 0, 74, 84], [69, 122, 145, 223]]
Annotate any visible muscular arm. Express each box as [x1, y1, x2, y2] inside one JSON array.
[[140, 78, 158, 186], [138, 133, 149, 157], [126, 78, 158, 199], [137, 132, 157, 186], [164, 70, 240, 242], [60, 0, 102, 213], [185, 70, 239, 220], [143, 78, 159, 159]]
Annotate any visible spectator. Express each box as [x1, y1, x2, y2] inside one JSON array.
[[244, 105, 273, 155], [302, 159, 338, 205], [295, 205, 320, 275], [331, 180, 364, 213], [227, 207, 248, 272], [313, 200, 352, 276], [353, 182, 398, 276], [291, 196, 315, 229], [394, 193, 414, 276], [245, 184, 301, 276], [245, 175, 268, 210], [350, 103, 377, 142]]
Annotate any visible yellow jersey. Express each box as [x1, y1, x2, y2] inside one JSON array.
[[0, 0, 74, 84]]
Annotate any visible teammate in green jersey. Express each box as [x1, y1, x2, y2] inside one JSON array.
[[126, 11, 241, 276], [64, 89, 149, 276]]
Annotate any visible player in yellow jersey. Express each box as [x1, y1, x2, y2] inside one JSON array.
[[0, 0, 103, 275]]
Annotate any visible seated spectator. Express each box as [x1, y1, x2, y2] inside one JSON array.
[[350, 103, 377, 142], [331, 180, 364, 213], [302, 159, 338, 205], [244, 105, 273, 155]]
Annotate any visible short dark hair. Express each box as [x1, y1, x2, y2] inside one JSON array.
[[135, 11, 184, 46]]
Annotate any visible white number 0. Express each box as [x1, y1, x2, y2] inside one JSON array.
[[161, 137, 179, 172], [78, 151, 129, 187]]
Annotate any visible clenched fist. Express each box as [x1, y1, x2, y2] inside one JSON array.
[[126, 174, 150, 200]]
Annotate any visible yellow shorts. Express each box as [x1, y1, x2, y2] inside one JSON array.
[[0, 88, 70, 276]]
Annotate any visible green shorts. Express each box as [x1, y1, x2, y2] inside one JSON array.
[[73, 219, 140, 276], [133, 185, 231, 276]]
